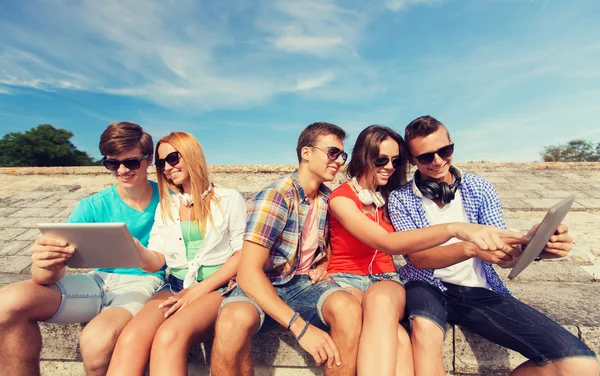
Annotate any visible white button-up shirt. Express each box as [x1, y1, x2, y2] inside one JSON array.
[[147, 186, 247, 288]]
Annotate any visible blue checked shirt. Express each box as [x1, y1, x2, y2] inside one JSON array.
[[244, 171, 330, 285], [388, 171, 512, 295]]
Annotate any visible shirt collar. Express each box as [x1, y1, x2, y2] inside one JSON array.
[[291, 170, 331, 205], [411, 165, 463, 197]]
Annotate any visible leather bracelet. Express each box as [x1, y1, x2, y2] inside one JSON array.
[[295, 320, 310, 342], [287, 312, 300, 330]]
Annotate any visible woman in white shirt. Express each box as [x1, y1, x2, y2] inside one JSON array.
[[107, 132, 246, 375]]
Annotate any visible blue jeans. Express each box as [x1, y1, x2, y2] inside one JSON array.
[[330, 272, 403, 292], [221, 275, 349, 332], [405, 281, 596, 365]]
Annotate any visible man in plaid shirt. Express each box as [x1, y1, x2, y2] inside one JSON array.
[[389, 115, 597, 376], [211, 122, 361, 376]]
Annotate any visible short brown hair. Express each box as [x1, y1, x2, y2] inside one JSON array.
[[99, 122, 153, 157], [296, 122, 346, 162], [404, 115, 451, 147]]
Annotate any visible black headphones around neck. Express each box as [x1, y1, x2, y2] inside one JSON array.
[[415, 165, 462, 205]]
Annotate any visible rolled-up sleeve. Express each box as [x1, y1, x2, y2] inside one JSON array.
[[244, 188, 288, 250], [227, 190, 248, 252]]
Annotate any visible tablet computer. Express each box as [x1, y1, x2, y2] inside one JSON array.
[[508, 195, 575, 279], [37, 223, 145, 269]]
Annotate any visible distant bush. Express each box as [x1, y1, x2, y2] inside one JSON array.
[[540, 139, 599, 162], [0, 124, 99, 167]]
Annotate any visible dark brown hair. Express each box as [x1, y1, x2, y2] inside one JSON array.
[[404, 115, 451, 149], [99, 122, 153, 157], [346, 125, 408, 221], [296, 122, 347, 162]]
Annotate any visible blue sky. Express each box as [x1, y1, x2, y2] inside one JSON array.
[[1, 0, 599, 164]]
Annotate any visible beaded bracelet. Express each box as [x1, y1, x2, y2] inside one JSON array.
[[295, 320, 311, 342], [287, 312, 300, 330]]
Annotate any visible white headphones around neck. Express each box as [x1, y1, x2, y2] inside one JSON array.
[[350, 177, 385, 208], [178, 183, 212, 207]]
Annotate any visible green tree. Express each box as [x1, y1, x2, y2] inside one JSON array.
[[0, 124, 99, 167], [540, 139, 600, 162]]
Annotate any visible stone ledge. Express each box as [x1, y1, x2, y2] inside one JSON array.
[[36, 324, 598, 376], [1, 162, 599, 176]]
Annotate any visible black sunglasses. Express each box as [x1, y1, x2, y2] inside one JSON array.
[[155, 151, 180, 172], [374, 156, 402, 168], [102, 155, 149, 171], [413, 144, 454, 165], [309, 145, 348, 164]]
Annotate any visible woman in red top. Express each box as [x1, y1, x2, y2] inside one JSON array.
[[328, 125, 412, 376], [326, 125, 527, 376]]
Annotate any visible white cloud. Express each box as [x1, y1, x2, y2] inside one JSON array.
[[262, 0, 364, 58], [0, 0, 373, 110], [386, 0, 441, 11], [273, 36, 344, 56], [296, 72, 335, 91]]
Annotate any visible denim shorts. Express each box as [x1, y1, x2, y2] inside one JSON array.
[[405, 281, 596, 365], [329, 272, 403, 293], [158, 274, 228, 294], [220, 275, 349, 332], [45, 271, 163, 324]]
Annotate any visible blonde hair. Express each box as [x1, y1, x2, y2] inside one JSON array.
[[155, 132, 215, 235]]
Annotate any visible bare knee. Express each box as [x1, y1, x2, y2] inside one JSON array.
[[153, 324, 185, 350], [410, 317, 444, 350], [0, 281, 52, 324], [114, 321, 144, 351], [0, 285, 25, 324], [79, 322, 122, 369], [214, 303, 259, 348], [362, 285, 404, 316], [324, 291, 362, 335]]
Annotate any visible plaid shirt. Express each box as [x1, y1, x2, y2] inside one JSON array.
[[244, 171, 330, 285], [388, 171, 512, 296]]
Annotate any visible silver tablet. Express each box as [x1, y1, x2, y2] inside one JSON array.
[[508, 195, 575, 279], [37, 223, 144, 269]]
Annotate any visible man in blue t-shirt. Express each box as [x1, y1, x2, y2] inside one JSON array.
[[0, 122, 165, 376]]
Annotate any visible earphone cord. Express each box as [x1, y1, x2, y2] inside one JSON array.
[[367, 206, 385, 281]]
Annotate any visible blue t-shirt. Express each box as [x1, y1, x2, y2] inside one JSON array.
[[67, 181, 166, 279]]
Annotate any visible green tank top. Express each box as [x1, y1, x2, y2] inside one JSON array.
[[169, 221, 223, 281]]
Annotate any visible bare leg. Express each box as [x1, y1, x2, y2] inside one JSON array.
[[358, 281, 412, 376], [210, 302, 260, 376], [395, 325, 413, 376], [79, 307, 134, 376], [410, 317, 445, 376], [321, 290, 362, 376], [106, 291, 173, 376], [0, 281, 62, 376], [150, 291, 225, 375], [510, 357, 599, 376]]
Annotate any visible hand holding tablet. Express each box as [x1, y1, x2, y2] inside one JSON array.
[[508, 195, 576, 279], [37, 223, 145, 269]]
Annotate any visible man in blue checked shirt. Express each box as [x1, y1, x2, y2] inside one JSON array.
[[211, 122, 362, 376], [389, 115, 598, 376]]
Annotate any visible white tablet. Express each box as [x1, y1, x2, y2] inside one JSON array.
[[37, 223, 145, 269], [508, 195, 575, 279]]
